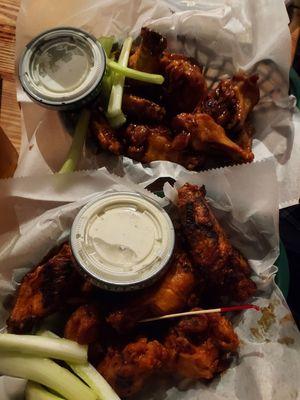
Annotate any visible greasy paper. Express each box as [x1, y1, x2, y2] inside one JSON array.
[[0, 160, 299, 400], [14, 0, 300, 208]]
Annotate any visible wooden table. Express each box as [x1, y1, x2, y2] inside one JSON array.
[[0, 0, 21, 152]]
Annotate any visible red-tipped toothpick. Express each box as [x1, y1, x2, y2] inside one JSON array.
[[139, 304, 260, 323]]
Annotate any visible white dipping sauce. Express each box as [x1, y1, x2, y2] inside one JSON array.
[[71, 192, 175, 291]]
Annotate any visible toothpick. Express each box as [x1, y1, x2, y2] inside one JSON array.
[[139, 304, 260, 323]]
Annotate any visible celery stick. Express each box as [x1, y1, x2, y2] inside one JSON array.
[[25, 382, 64, 400], [106, 36, 132, 127], [0, 352, 96, 400], [59, 108, 91, 174], [97, 36, 115, 56], [41, 331, 120, 400], [70, 363, 120, 400], [106, 58, 164, 84], [0, 333, 87, 364]]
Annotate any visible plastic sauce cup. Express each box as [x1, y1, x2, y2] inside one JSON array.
[[70, 192, 175, 291], [19, 27, 106, 110]]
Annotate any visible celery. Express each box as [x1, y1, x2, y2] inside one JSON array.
[[98, 36, 115, 105], [58, 108, 91, 174], [0, 352, 96, 400], [25, 382, 64, 400], [41, 331, 121, 400], [0, 333, 87, 363], [106, 58, 164, 84], [97, 36, 115, 56], [106, 36, 133, 128]]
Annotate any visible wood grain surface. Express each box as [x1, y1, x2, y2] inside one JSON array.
[[0, 0, 21, 152]]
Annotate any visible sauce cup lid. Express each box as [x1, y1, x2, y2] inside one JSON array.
[[70, 192, 175, 291], [19, 27, 106, 107]]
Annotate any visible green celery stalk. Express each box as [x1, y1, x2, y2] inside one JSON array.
[[40, 331, 121, 400], [106, 58, 164, 84], [106, 36, 133, 128], [97, 36, 115, 56], [25, 382, 64, 400], [59, 108, 91, 174], [0, 352, 96, 400], [0, 333, 87, 364]]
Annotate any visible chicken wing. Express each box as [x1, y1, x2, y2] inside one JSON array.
[[129, 27, 167, 73], [64, 304, 102, 345], [200, 72, 259, 132], [7, 244, 83, 333], [123, 123, 204, 169], [97, 338, 168, 398], [122, 93, 166, 123], [90, 114, 123, 155], [164, 312, 239, 380], [172, 112, 254, 163], [160, 51, 207, 114], [106, 246, 201, 333], [177, 183, 256, 302]]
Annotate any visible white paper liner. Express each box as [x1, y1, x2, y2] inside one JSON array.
[[14, 0, 300, 208], [0, 160, 299, 399]]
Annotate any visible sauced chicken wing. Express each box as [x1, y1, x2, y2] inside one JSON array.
[[90, 115, 123, 155], [172, 112, 254, 163], [122, 93, 166, 123], [123, 124, 204, 169], [64, 304, 102, 345], [106, 247, 200, 333], [177, 183, 256, 302], [129, 27, 167, 73], [160, 51, 207, 114], [7, 244, 82, 333], [98, 338, 168, 398], [164, 312, 239, 380], [200, 72, 259, 132]]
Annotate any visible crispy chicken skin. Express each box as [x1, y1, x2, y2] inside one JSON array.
[[122, 93, 166, 123], [123, 123, 204, 169], [164, 312, 239, 380], [172, 112, 254, 163], [64, 304, 102, 345], [106, 246, 199, 332], [99, 313, 238, 396], [7, 244, 82, 333], [98, 338, 168, 398], [200, 72, 259, 132], [90, 115, 123, 155], [129, 27, 167, 73], [177, 183, 256, 301], [160, 51, 207, 114]]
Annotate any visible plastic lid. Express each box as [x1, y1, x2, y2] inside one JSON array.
[[71, 192, 175, 291], [19, 27, 106, 106]]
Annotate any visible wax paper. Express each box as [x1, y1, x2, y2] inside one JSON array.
[[14, 0, 300, 208], [0, 160, 299, 399]]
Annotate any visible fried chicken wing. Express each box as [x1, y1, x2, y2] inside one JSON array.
[[98, 338, 168, 398], [7, 244, 82, 333], [123, 123, 204, 169], [164, 312, 239, 380], [122, 93, 166, 123], [90, 115, 123, 155], [64, 304, 102, 345], [177, 183, 256, 302], [201, 72, 259, 132], [129, 27, 167, 73], [160, 51, 207, 114], [106, 247, 201, 333], [172, 112, 254, 163]]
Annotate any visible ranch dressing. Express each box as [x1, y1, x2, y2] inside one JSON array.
[[19, 27, 106, 109], [71, 192, 175, 291]]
